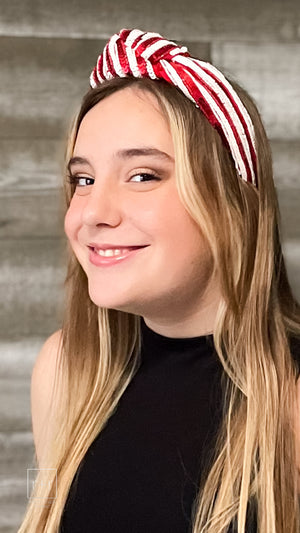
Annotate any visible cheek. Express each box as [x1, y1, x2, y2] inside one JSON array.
[[159, 197, 202, 250], [64, 203, 80, 242], [163, 202, 213, 274]]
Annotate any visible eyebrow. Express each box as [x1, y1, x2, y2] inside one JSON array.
[[67, 156, 89, 172], [115, 147, 174, 162], [67, 147, 174, 172]]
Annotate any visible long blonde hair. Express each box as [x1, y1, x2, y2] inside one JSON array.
[[18, 76, 300, 532]]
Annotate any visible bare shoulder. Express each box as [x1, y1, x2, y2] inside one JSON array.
[[31, 330, 63, 466], [32, 330, 63, 379]]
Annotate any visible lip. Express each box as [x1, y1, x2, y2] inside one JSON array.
[[88, 245, 149, 267], [88, 243, 148, 251]]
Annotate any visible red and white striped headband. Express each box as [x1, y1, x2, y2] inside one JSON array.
[[90, 29, 257, 187]]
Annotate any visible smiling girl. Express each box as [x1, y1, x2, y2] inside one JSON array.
[[19, 29, 300, 533]]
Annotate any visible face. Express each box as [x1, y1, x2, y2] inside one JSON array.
[[64, 86, 216, 323]]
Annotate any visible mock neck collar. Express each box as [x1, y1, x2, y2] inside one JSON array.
[[140, 316, 215, 358]]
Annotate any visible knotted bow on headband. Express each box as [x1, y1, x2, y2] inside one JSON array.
[[90, 29, 257, 187]]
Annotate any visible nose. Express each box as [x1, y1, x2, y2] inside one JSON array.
[[81, 181, 122, 227]]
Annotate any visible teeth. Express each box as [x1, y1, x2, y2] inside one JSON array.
[[96, 248, 131, 257]]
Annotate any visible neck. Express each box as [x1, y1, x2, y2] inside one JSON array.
[[141, 286, 222, 338]]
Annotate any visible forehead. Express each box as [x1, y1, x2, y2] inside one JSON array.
[[74, 87, 174, 159]]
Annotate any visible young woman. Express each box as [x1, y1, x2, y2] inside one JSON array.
[[19, 29, 300, 532]]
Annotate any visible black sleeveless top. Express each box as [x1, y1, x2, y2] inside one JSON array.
[[59, 319, 300, 533]]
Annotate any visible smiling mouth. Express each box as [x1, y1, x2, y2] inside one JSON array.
[[88, 245, 149, 258]]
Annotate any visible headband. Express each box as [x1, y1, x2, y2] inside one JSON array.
[[90, 29, 257, 187]]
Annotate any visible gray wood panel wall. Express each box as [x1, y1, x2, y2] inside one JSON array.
[[0, 1, 299, 530]]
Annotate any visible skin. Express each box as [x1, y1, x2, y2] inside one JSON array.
[[64, 85, 300, 487], [64, 87, 222, 338]]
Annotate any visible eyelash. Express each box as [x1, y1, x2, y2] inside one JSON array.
[[129, 172, 161, 183], [67, 172, 161, 186], [67, 174, 94, 187]]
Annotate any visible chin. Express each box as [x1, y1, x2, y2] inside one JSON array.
[[87, 285, 134, 314]]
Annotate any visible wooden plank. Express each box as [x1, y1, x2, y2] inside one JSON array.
[[272, 140, 300, 189], [282, 240, 300, 301], [0, 433, 34, 474], [181, 42, 211, 62], [0, 36, 106, 139], [0, 338, 45, 377], [0, 233, 299, 343], [0, 239, 65, 340], [0, 36, 209, 140], [212, 43, 300, 140], [0, 499, 29, 533], [0, 136, 299, 193], [1, 36, 299, 141], [0, 190, 65, 240], [276, 189, 300, 241], [0, 433, 33, 531], [0, 184, 299, 242], [0, 379, 31, 432], [0, 0, 299, 42], [0, 137, 299, 242], [0, 139, 64, 189]]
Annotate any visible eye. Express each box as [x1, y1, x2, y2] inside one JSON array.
[[67, 174, 94, 187], [129, 173, 161, 183]]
